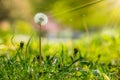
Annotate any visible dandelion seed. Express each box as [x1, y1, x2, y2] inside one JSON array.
[[34, 13, 48, 25]]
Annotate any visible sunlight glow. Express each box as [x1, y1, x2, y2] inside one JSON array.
[[115, 0, 120, 7], [105, 0, 120, 26]]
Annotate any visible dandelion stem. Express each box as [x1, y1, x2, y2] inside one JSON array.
[[39, 24, 42, 64]]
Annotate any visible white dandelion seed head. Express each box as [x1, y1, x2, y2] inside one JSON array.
[[34, 13, 48, 25]]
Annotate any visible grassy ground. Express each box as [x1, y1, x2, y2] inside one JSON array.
[[0, 28, 120, 80]]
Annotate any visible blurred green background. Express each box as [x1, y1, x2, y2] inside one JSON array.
[[0, 0, 120, 29], [0, 0, 120, 44]]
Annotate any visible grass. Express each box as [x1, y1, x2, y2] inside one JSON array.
[[0, 28, 120, 80]]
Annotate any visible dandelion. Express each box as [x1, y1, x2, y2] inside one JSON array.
[[34, 13, 48, 26], [34, 13, 48, 64]]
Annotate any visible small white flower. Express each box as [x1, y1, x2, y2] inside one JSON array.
[[34, 13, 48, 25]]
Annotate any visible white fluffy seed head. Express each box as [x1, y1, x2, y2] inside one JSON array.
[[34, 13, 48, 25]]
